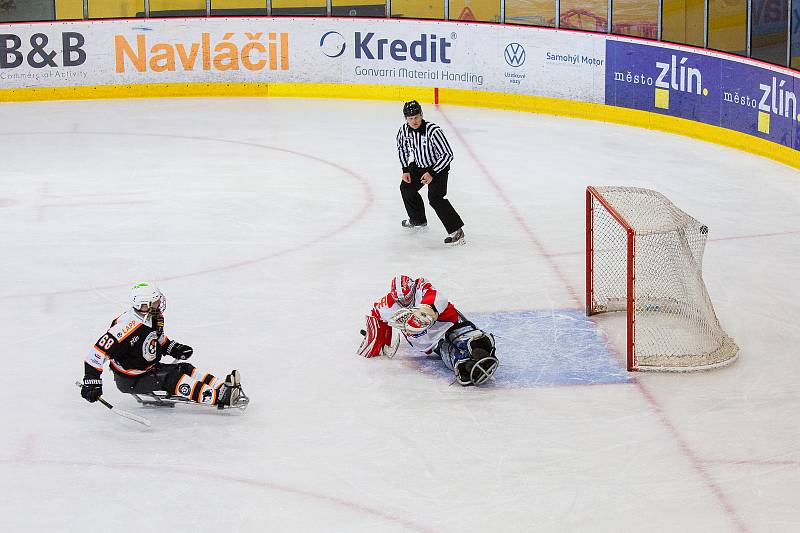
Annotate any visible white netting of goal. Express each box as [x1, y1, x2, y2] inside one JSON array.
[[587, 186, 739, 371]]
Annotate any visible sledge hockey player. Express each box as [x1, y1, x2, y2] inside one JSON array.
[[80, 282, 245, 409], [358, 275, 498, 385]]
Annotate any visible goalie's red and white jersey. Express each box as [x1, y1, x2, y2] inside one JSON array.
[[371, 278, 460, 353]]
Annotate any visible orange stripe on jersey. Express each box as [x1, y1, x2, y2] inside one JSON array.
[[110, 360, 152, 375], [93, 346, 109, 358], [114, 319, 143, 343], [174, 375, 187, 396], [116, 328, 136, 343]]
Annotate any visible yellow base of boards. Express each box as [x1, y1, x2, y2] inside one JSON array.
[[1, 82, 797, 170]]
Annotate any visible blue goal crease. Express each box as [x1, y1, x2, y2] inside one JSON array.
[[405, 309, 633, 388]]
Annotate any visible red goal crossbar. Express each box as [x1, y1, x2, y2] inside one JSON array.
[[586, 186, 637, 371]]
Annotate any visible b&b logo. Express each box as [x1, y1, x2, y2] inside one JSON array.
[[320, 31, 453, 63], [504, 43, 525, 67], [0, 32, 86, 69]]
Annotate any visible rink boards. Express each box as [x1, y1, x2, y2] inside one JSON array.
[[0, 16, 797, 167]]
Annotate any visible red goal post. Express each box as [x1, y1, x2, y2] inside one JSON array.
[[585, 186, 738, 371]]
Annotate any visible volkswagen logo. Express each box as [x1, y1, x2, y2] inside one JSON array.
[[320, 31, 346, 58], [504, 43, 525, 67]]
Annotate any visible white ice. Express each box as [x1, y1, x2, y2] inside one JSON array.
[[0, 98, 798, 533]]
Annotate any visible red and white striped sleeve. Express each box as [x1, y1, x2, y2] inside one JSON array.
[[370, 292, 397, 323], [417, 279, 459, 323], [417, 279, 445, 311]]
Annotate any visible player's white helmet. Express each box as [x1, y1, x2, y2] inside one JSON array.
[[390, 275, 416, 307], [130, 282, 166, 315]]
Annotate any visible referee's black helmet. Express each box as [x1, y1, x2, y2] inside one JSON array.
[[403, 100, 422, 117]]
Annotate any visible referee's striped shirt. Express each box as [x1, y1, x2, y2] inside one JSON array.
[[396, 120, 454, 175]]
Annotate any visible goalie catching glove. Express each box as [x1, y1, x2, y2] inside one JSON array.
[[388, 304, 438, 334]]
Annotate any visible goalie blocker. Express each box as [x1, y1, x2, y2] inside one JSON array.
[[358, 316, 399, 358]]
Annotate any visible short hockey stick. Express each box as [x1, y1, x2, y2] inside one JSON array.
[[74, 381, 152, 427]]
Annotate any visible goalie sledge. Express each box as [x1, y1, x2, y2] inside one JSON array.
[[358, 275, 498, 386]]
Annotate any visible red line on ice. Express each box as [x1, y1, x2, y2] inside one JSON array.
[[1, 131, 374, 300], [437, 105, 752, 533], [1, 457, 436, 532]]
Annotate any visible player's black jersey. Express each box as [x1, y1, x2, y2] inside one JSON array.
[[84, 309, 171, 379]]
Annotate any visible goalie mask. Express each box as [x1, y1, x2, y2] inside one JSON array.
[[130, 282, 166, 315], [390, 275, 416, 307]]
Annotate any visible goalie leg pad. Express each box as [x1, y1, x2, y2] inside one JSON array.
[[358, 316, 393, 357]]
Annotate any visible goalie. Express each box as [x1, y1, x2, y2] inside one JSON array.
[[79, 282, 245, 409], [358, 275, 498, 386]]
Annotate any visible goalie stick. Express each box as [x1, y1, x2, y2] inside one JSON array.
[[74, 381, 152, 428], [358, 315, 403, 358]]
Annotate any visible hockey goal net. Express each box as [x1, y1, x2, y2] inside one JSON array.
[[586, 186, 738, 371]]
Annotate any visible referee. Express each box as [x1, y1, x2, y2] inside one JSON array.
[[396, 100, 465, 246]]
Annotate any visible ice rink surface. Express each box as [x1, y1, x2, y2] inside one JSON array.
[[0, 98, 798, 533]]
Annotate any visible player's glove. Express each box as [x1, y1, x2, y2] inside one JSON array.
[[81, 378, 103, 403], [167, 341, 193, 360]]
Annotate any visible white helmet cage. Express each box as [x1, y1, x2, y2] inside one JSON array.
[[130, 282, 166, 315]]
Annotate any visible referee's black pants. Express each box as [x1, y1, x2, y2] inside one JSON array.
[[400, 168, 464, 234]]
